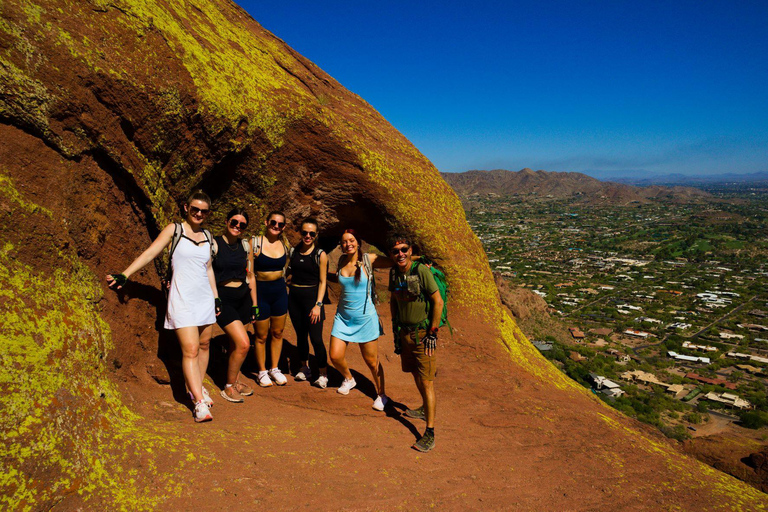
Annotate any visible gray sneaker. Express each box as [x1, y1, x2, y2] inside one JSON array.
[[405, 406, 425, 420], [412, 430, 435, 452]]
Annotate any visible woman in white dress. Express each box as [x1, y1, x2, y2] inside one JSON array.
[[107, 190, 220, 423]]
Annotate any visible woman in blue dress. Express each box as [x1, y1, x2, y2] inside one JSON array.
[[330, 229, 393, 411]]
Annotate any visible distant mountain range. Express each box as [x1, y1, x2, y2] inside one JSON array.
[[582, 170, 768, 186], [441, 168, 710, 203]]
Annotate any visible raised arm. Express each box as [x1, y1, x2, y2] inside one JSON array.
[[106, 223, 176, 289]]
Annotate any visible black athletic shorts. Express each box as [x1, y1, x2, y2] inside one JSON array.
[[216, 282, 252, 328]]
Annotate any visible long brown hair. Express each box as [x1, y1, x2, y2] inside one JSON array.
[[341, 229, 363, 282]]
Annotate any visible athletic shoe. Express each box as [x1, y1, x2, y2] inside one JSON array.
[[193, 401, 213, 423], [295, 366, 311, 382], [201, 386, 214, 408], [372, 394, 389, 411], [257, 371, 273, 387], [269, 368, 287, 386], [234, 381, 253, 396], [220, 385, 244, 403], [405, 406, 426, 420], [337, 378, 356, 395], [188, 389, 214, 407], [412, 430, 435, 452], [313, 375, 328, 389]]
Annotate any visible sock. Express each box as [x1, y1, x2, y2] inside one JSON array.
[[258, 370, 268, 377], [225, 384, 233, 389], [425, 427, 435, 437]]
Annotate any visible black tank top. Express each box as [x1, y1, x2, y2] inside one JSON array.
[[290, 246, 320, 286], [212, 236, 247, 283]]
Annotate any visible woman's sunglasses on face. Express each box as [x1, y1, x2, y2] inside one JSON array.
[[189, 206, 210, 216], [301, 230, 317, 238], [390, 246, 410, 255], [268, 219, 285, 229], [229, 219, 247, 230]]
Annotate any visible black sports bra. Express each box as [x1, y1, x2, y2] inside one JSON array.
[[255, 238, 286, 272]]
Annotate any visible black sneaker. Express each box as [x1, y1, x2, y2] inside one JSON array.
[[404, 406, 425, 421], [412, 430, 435, 452]]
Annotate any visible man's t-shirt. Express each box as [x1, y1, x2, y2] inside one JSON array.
[[389, 263, 439, 326]]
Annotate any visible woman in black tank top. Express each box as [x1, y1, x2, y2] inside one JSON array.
[[287, 218, 329, 387], [212, 208, 257, 403]]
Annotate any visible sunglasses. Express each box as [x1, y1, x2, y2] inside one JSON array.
[[189, 206, 210, 216], [301, 230, 317, 238], [268, 219, 286, 229], [229, 219, 247, 230], [390, 246, 410, 255]]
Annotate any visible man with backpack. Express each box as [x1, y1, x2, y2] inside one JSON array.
[[388, 234, 444, 453]]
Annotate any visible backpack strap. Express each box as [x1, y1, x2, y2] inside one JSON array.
[[202, 228, 215, 259], [362, 253, 378, 313], [314, 248, 324, 268], [162, 222, 183, 286]]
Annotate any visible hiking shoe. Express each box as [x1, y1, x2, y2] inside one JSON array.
[[313, 375, 328, 389], [220, 385, 244, 403], [337, 378, 357, 395], [201, 386, 214, 408], [412, 430, 435, 452], [193, 401, 213, 423], [372, 394, 389, 411], [405, 406, 425, 421], [269, 368, 287, 386], [257, 371, 273, 387], [295, 366, 311, 382], [234, 381, 253, 396]]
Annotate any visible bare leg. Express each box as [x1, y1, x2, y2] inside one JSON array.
[[254, 319, 270, 372], [268, 314, 287, 369], [176, 326, 202, 402], [197, 324, 212, 382], [329, 336, 352, 380], [223, 320, 250, 385], [359, 339, 384, 395], [413, 374, 436, 429]]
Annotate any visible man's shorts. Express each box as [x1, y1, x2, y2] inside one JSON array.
[[399, 329, 436, 381]]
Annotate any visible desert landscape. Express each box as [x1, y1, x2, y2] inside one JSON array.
[[1, 0, 767, 510]]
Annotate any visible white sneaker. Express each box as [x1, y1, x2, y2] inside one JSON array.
[[257, 371, 273, 387], [201, 386, 213, 407], [295, 366, 311, 382], [269, 368, 287, 386], [314, 375, 328, 389], [337, 377, 356, 395], [372, 394, 389, 411], [188, 388, 213, 407], [193, 401, 212, 423]]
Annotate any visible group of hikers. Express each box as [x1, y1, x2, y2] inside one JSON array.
[[107, 190, 444, 452]]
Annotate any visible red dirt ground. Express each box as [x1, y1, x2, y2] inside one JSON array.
[[111, 294, 768, 511]]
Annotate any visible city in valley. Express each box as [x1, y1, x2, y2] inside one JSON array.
[[464, 181, 768, 442]]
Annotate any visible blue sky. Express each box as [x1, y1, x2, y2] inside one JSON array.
[[242, 1, 767, 176]]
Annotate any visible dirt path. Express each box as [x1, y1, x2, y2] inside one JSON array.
[[117, 304, 767, 511]]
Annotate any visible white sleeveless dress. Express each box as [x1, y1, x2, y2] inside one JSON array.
[[164, 234, 216, 330]]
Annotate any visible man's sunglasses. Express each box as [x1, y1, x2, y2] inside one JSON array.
[[390, 246, 410, 255], [189, 206, 210, 216], [229, 219, 247, 230], [301, 230, 317, 238], [268, 220, 286, 229]]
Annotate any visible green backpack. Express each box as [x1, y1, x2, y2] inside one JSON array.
[[416, 256, 451, 332]]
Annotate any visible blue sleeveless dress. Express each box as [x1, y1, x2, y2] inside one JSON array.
[[331, 270, 381, 343]]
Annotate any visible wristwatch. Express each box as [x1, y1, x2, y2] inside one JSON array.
[[315, 301, 323, 307]]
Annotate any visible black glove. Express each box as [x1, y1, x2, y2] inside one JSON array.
[[423, 331, 437, 352], [110, 273, 127, 288], [251, 305, 259, 323], [215, 297, 222, 316]]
